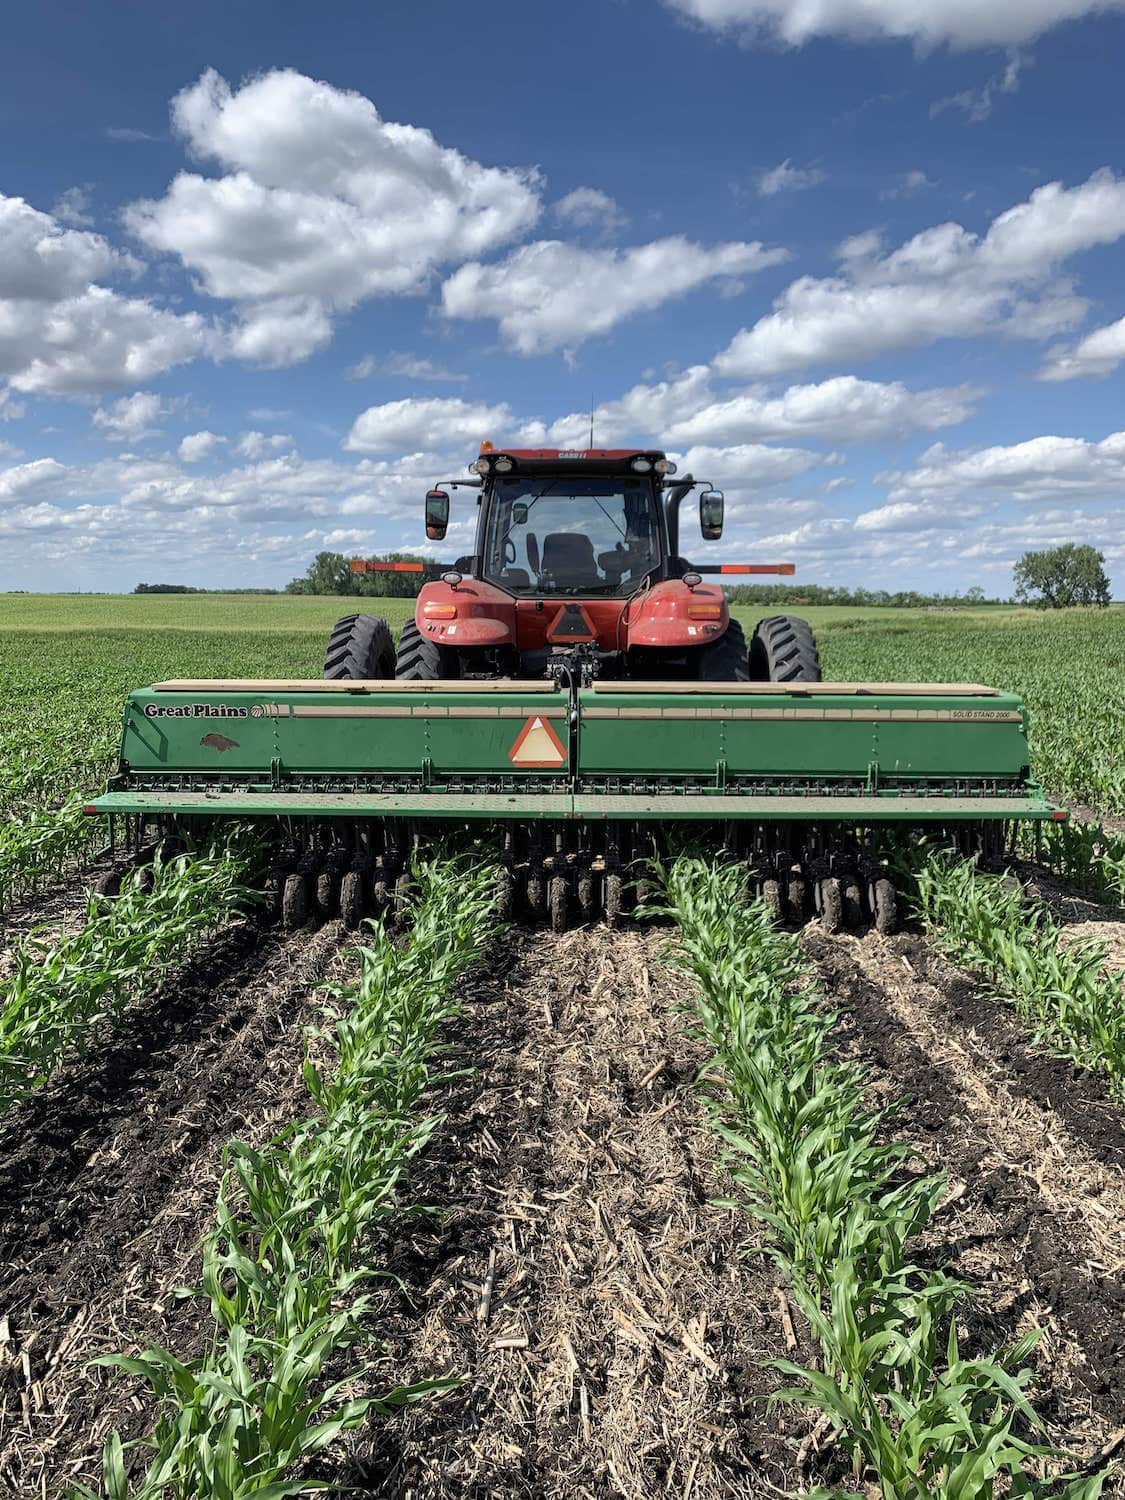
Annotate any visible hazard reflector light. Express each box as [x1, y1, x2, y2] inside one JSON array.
[[546, 603, 597, 644], [349, 560, 426, 573], [423, 603, 457, 619], [509, 714, 567, 769], [719, 564, 796, 575]]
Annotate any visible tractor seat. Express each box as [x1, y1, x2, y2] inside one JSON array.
[[541, 532, 599, 587], [499, 567, 531, 588]]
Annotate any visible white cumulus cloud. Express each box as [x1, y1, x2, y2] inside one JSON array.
[[1039, 314, 1125, 380], [664, 0, 1125, 49], [553, 187, 628, 234], [883, 430, 1125, 504], [442, 237, 790, 355], [665, 375, 980, 444], [715, 170, 1125, 377], [551, 368, 977, 447], [92, 391, 168, 442], [758, 159, 825, 196], [345, 397, 515, 454], [179, 430, 225, 462], [124, 68, 541, 365], [235, 430, 295, 458], [0, 192, 213, 395]]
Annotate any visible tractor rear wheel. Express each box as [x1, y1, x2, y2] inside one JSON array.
[[323, 614, 395, 681], [696, 618, 750, 682], [748, 614, 822, 683], [395, 619, 455, 680]]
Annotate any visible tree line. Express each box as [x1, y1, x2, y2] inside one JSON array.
[[135, 543, 1113, 608]]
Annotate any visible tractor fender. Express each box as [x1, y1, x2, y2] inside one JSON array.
[[416, 579, 516, 648], [625, 580, 729, 648]]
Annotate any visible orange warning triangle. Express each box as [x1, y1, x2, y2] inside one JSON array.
[[509, 714, 568, 769]]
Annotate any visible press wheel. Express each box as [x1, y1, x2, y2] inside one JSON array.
[[873, 878, 898, 936], [604, 872, 623, 928], [282, 872, 309, 929], [818, 878, 843, 934], [340, 870, 365, 930]]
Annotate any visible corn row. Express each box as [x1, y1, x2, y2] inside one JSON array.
[[657, 857, 1103, 1500], [914, 854, 1125, 1099], [1021, 820, 1125, 909], [0, 794, 102, 911], [75, 855, 496, 1500], [0, 837, 258, 1113]]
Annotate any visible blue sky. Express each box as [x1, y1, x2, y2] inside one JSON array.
[[3, 0, 1125, 594]]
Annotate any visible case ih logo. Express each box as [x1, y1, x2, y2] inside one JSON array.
[[143, 703, 249, 719]]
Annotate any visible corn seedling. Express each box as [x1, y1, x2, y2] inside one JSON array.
[[82, 855, 496, 1499], [0, 835, 259, 1112], [914, 854, 1125, 1097], [658, 856, 1105, 1500]]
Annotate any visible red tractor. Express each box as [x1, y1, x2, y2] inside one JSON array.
[[328, 444, 821, 686]]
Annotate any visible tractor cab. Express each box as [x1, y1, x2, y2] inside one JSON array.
[[351, 442, 794, 683]]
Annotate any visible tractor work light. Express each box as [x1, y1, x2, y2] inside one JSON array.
[[630, 457, 653, 472], [654, 459, 677, 475], [493, 456, 513, 472], [471, 457, 492, 474]]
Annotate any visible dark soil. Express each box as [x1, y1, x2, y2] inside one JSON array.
[[326, 927, 829, 1500], [808, 928, 1125, 1437], [896, 931, 1125, 1169], [0, 921, 347, 1496]]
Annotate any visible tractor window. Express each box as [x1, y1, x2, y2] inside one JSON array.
[[483, 477, 661, 595]]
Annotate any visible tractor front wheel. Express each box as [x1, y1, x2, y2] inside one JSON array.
[[323, 614, 395, 681], [395, 619, 457, 680], [748, 615, 822, 683], [695, 618, 750, 682]]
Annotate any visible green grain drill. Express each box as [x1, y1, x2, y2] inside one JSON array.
[[87, 445, 1063, 929]]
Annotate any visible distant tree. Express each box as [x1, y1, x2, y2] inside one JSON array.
[[133, 582, 201, 594], [1013, 545, 1111, 609], [285, 551, 353, 597], [353, 552, 430, 598], [285, 550, 429, 597]]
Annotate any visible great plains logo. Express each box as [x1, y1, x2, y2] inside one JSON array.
[[143, 703, 249, 719]]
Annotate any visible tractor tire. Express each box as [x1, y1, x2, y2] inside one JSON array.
[[395, 618, 452, 680], [696, 618, 750, 682], [323, 614, 395, 681], [748, 615, 822, 683]]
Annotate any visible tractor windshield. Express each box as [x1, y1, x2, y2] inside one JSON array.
[[483, 476, 661, 595]]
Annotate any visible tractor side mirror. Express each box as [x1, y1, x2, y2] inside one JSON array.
[[511, 502, 529, 526], [425, 488, 450, 541], [700, 489, 724, 540]]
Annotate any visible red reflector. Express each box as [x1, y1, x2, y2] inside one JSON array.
[[1052, 810, 1068, 822], [83, 804, 97, 815], [720, 563, 795, 575], [546, 603, 597, 644]]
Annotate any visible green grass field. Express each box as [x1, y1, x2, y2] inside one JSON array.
[[1, 595, 1122, 817]]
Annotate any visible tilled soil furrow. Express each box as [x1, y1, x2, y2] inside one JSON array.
[[807, 928, 1125, 1459], [1019, 864, 1125, 931], [336, 926, 826, 1500], [0, 920, 349, 1495], [891, 928, 1125, 1165], [0, 853, 120, 982]]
